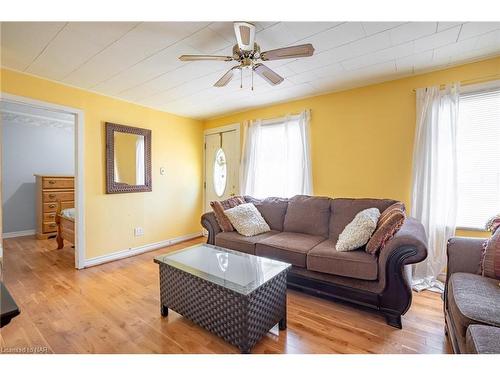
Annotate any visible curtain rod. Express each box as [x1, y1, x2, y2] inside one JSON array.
[[256, 110, 306, 123], [411, 74, 500, 93]]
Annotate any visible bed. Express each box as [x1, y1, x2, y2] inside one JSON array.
[[56, 204, 75, 249]]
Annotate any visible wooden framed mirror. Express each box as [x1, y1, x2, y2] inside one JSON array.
[[105, 122, 152, 194]]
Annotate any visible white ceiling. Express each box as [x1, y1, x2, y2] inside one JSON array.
[[1, 22, 500, 119]]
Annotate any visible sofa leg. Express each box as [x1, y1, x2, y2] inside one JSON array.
[[384, 313, 402, 329]]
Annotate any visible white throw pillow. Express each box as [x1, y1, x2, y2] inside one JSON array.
[[224, 203, 271, 237], [336, 208, 380, 252]]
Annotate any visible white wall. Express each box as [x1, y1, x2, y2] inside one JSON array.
[[1, 112, 74, 234]]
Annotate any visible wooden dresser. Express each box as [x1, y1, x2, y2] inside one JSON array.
[[35, 175, 74, 239]]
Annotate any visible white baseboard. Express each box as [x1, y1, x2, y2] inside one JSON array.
[[3, 229, 36, 238], [83, 232, 203, 268]]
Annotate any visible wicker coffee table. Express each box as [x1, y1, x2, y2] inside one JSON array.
[[154, 244, 291, 353]]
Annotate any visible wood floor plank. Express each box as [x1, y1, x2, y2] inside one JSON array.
[[0, 235, 451, 354]]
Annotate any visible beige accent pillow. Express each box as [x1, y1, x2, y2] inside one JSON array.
[[336, 208, 380, 252], [482, 228, 500, 280], [224, 203, 271, 237]]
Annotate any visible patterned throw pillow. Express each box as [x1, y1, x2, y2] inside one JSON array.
[[210, 196, 245, 232], [365, 202, 406, 256], [336, 208, 380, 252], [482, 228, 500, 280], [224, 203, 271, 237]]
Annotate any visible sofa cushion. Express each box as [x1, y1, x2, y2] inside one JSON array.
[[244, 196, 288, 231], [447, 272, 500, 350], [215, 230, 280, 255], [329, 198, 397, 242], [466, 325, 500, 354], [307, 240, 378, 280], [283, 195, 331, 237], [255, 232, 325, 267]]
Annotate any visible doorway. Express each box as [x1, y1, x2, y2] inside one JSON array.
[[203, 124, 240, 213], [0, 94, 85, 269]]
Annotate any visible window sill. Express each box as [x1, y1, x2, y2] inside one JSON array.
[[456, 226, 487, 232]]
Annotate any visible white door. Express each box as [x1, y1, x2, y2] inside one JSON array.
[[204, 129, 240, 213]]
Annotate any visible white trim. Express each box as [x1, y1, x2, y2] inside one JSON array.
[[0, 93, 86, 269], [202, 123, 241, 214], [83, 232, 203, 268], [1, 108, 74, 125], [3, 229, 36, 239], [203, 123, 240, 136]]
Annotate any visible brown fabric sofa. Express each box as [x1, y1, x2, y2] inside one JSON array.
[[201, 195, 428, 328], [445, 237, 500, 353]]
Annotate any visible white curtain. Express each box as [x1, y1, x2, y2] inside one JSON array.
[[411, 83, 460, 292], [240, 109, 313, 198], [135, 136, 145, 185]]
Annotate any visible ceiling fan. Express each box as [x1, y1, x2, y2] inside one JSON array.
[[178, 22, 315, 89]]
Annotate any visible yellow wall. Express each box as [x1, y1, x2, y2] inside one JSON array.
[[1, 68, 204, 260], [205, 57, 500, 238]]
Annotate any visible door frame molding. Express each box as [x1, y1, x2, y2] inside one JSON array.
[[0, 93, 86, 269], [203, 123, 241, 215]]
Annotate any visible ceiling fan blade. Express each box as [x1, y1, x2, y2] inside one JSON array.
[[260, 44, 315, 61], [179, 55, 233, 62], [233, 22, 256, 51], [253, 63, 284, 86], [214, 66, 239, 87]]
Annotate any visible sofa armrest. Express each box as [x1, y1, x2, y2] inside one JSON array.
[[201, 212, 221, 245], [446, 237, 484, 279], [377, 217, 428, 320], [378, 217, 428, 273]]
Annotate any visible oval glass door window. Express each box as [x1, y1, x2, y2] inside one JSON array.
[[213, 148, 227, 197]]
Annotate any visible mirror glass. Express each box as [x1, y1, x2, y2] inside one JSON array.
[[113, 132, 145, 186]]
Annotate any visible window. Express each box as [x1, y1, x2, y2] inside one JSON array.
[[456, 87, 500, 229], [213, 148, 227, 197], [241, 110, 313, 198]]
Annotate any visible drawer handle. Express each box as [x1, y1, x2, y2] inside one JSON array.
[[49, 223, 56, 228], [48, 180, 56, 184], [49, 204, 56, 208], [48, 214, 55, 219], [49, 194, 56, 199]]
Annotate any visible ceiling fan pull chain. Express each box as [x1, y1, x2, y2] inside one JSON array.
[[251, 66, 254, 91], [240, 68, 243, 89]]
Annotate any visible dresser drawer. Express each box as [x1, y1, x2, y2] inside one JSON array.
[[43, 191, 74, 203], [43, 212, 57, 222], [43, 201, 74, 213], [43, 177, 74, 189], [43, 222, 58, 233]]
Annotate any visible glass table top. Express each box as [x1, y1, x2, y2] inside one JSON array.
[[154, 244, 291, 295]]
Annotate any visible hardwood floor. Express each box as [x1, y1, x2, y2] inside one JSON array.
[[0, 235, 451, 354]]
